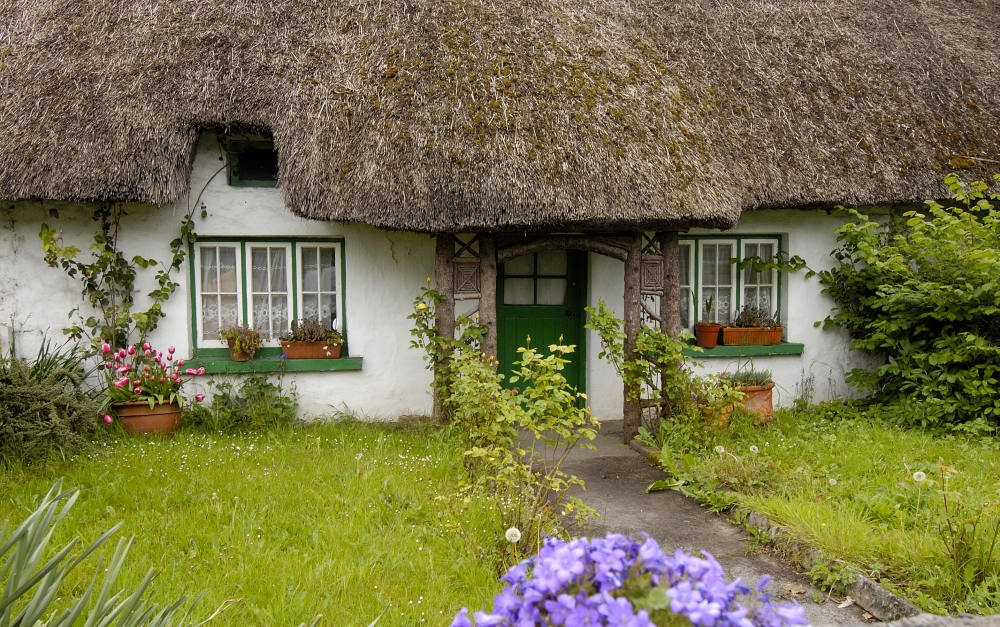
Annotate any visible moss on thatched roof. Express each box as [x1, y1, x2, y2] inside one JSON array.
[[1, 0, 998, 232]]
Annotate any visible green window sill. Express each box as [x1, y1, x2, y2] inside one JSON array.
[[682, 342, 804, 358], [187, 353, 363, 374]]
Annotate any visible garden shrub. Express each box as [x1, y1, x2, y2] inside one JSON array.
[[182, 376, 297, 432], [0, 340, 101, 465], [819, 173, 1000, 426]]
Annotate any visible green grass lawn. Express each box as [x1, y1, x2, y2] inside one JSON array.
[[0, 420, 502, 626], [666, 403, 1000, 614]]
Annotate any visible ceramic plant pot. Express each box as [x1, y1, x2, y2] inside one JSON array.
[[701, 403, 734, 428], [740, 382, 775, 423], [280, 340, 341, 359], [694, 323, 723, 348], [225, 338, 254, 362], [113, 400, 181, 437]]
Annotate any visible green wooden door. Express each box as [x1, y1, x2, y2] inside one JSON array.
[[497, 249, 587, 392]]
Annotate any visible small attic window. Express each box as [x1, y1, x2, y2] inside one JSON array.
[[226, 138, 278, 187]]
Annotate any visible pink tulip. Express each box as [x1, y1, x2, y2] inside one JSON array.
[[177, 359, 185, 367], [103, 414, 114, 424], [196, 367, 205, 375], [143, 342, 151, 350], [167, 346, 175, 354], [144, 350, 151, 357], [185, 368, 198, 375], [143, 365, 150, 372], [101, 344, 111, 354], [118, 349, 126, 359], [166, 354, 173, 361], [127, 346, 136, 355], [160, 377, 165, 383], [195, 393, 205, 402], [133, 387, 143, 395], [154, 355, 161, 363], [113, 353, 121, 362], [116, 365, 129, 373]]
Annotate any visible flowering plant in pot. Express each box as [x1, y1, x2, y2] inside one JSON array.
[[722, 305, 783, 346], [694, 373, 745, 427], [693, 296, 722, 349], [98, 342, 205, 436], [280, 319, 343, 359], [723, 369, 775, 423], [218, 324, 263, 362], [451, 533, 806, 627]]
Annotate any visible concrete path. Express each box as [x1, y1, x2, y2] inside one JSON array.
[[560, 420, 870, 625]]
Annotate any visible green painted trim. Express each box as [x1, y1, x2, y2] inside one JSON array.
[[683, 342, 804, 358], [290, 242, 299, 322], [188, 241, 199, 353], [188, 355, 363, 375], [339, 240, 349, 355], [194, 236, 346, 244], [240, 241, 249, 324]]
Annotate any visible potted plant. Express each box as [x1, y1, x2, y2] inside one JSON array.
[[218, 324, 263, 362], [722, 305, 783, 346], [693, 296, 722, 348], [280, 319, 343, 359], [724, 369, 775, 422], [695, 374, 745, 427], [98, 342, 205, 436]]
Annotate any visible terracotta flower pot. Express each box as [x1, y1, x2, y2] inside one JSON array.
[[226, 338, 254, 362], [280, 340, 342, 359], [694, 323, 722, 348], [701, 403, 734, 427], [112, 400, 181, 437], [740, 382, 775, 423], [721, 327, 783, 346]]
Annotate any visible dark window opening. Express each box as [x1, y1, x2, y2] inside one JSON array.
[[226, 138, 279, 187]]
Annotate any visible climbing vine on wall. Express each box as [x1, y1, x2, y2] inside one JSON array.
[[39, 202, 201, 349]]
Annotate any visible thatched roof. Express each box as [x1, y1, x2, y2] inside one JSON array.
[[1, 1, 999, 232]]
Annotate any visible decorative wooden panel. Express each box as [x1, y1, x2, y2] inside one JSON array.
[[641, 256, 663, 295], [454, 258, 481, 297]]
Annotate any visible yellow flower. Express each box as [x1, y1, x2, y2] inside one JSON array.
[[416, 302, 427, 310]]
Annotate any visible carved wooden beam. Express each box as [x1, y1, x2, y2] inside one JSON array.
[[622, 233, 643, 444], [497, 235, 629, 262], [433, 233, 455, 422]]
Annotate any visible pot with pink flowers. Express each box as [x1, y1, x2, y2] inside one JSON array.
[[98, 342, 206, 437]]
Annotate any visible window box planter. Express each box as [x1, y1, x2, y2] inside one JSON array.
[[280, 340, 342, 359], [112, 400, 181, 437], [721, 327, 783, 346], [694, 322, 723, 348]]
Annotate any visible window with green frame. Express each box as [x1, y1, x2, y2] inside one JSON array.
[[225, 138, 279, 187], [678, 235, 783, 329], [191, 238, 346, 352]]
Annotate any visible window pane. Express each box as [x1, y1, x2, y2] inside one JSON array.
[[537, 250, 567, 276], [251, 248, 269, 292], [505, 255, 534, 276], [702, 245, 717, 288], [302, 247, 318, 292], [252, 295, 270, 334], [218, 247, 238, 293], [201, 295, 220, 340], [303, 294, 319, 322], [270, 248, 287, 292], [537, 278, 567, 305], [236, 145, 278, 182], [272, 294, 289, 334], [201, 248, 218, 292], [717, 245, 733, 286], [219, 294, 239, 330], [679, 244, 692, 327], [320, 248, 336, 292], [504, 278, 534, 304], [717, 287, 733, 324], [321, 294, 336, 329]]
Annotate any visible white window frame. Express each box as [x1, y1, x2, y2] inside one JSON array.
[[740, 239, 779, 316], [194, 243, 245, 349], [697, 239, 738, 325], [246, 242, 294, 344], [296, 242, 345, 335]]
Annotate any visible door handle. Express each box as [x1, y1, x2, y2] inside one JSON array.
[[565, 310, 574, 317]]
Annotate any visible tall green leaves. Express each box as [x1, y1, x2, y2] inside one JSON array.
[[819, 173, 1000, 426]]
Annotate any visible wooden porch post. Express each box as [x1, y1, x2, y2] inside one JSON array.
[[623, 233, 643, 443], [479, 233, 498, 360], [433, 233, 455, 422], [658, 231, 682, 337]]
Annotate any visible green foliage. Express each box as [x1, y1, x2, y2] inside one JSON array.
[[282, 319, 343, 345], [445, 342, 598, 565], [818, 173, 1000, 426], [729, 305, 780, 329], [806, 560, 857, 597], [647, 450, 738, 513], [39, 203, 198, 349], [936, 466, 1000, 603], [182, 377, 297, 433], [218, 324, 264, 357], [724, 370, 773, 388], [0, 340, 100, 466], [0, 481, 203, 627]]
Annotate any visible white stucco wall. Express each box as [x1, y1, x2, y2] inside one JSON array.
[[0, 133, 867, 421]]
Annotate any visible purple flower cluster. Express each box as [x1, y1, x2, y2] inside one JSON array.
[[451, 534, 809, 627]]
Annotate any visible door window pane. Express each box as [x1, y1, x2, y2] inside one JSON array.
[[537, 250, 567, 275], [300, 246, 338, 330], [504, 278, 535, 305], [505, 254, 534, 276], [537, 279, 567, 305]]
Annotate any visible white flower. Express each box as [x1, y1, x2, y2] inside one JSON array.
[[749, 445, 759, 454], [829, 478, 838, 486], [505, 527, 522, 543], [355, 452, 363, 461], [715, 446, 725, 454], [913, 471, 927, 483]]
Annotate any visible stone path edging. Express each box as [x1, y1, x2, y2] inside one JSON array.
[[627, 439, 924, 622]]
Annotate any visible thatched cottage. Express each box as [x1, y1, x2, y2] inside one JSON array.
[[2, 0, 999, 429]]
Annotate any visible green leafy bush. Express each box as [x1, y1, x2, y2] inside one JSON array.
[[0, 340, 101, 465], [182, 376, 297, 432], [819, 173, 1000, 426]]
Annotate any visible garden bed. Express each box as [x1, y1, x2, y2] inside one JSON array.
[[0, 420, 501, 627], [649, 402, 1000, 615]]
